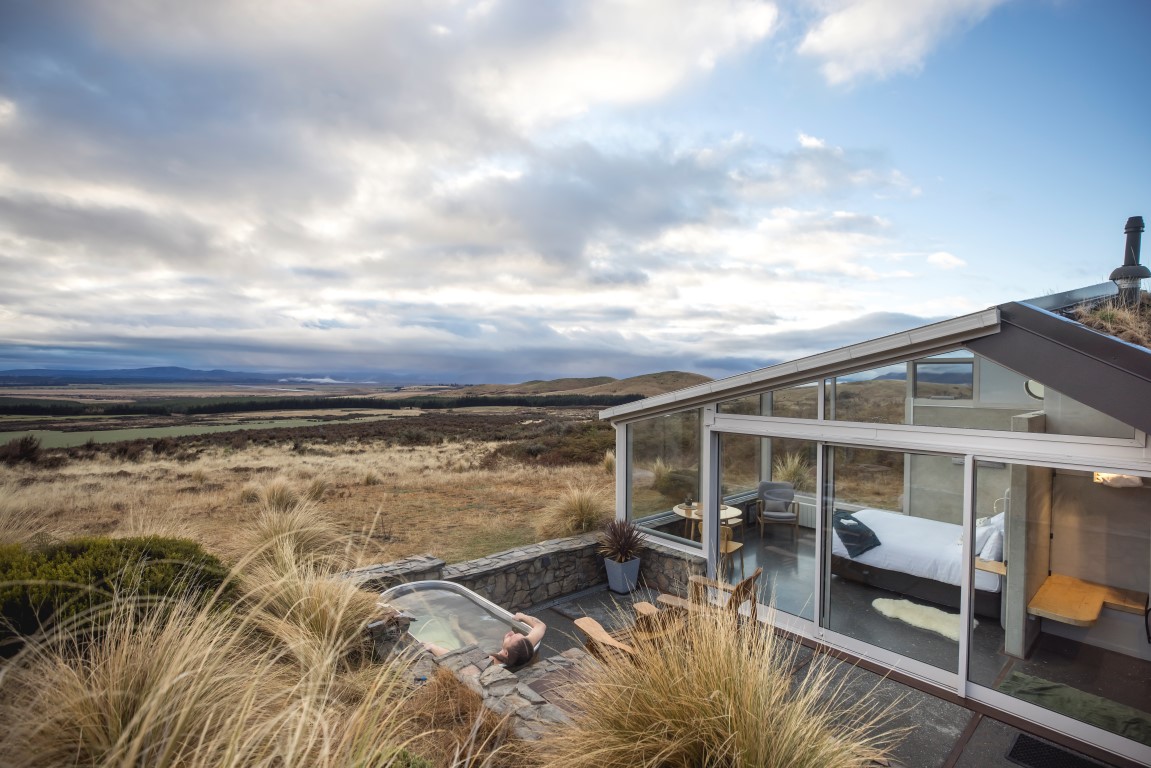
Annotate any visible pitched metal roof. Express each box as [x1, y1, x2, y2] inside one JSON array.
[[600, 279, 1151, 433], [599, 308, 1001, 422]]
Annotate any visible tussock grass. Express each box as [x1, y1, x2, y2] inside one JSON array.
[[258, 480, 301, 513], [650, 456, 670, 488], [772, 451, 814, 493], [602, 449, 615, 475], [403, 667, 516, 767], [1076, 294, 1151, 348], [0, 500, 44, 546], [303, 477, 330, 502], [533, 607, 902, 768], [0, 583, 422, 768], [534, 483, 613, 539], [238, 489, 351, 573]]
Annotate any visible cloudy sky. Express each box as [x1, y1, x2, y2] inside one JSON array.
[[1, 1, 1148, 383]]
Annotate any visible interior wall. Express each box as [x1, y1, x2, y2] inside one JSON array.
[[1050, 472, 1150, 593], [1044, 390, 1135, 439], [1004, 412, 1052, 658]]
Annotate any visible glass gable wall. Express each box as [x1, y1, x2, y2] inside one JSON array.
[[615, 344, 1149, 762]]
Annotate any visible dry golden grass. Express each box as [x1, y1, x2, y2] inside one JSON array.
[[402, 667, 516, 768], [0, 561, 422, 767], [0, 495, 526, 767], [532, 607, 902, 768], [534, 483, 613, 539], [0, 439, 612, 566], [1076, 294, 1151, 348]]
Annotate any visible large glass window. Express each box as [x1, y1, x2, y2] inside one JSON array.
[[627, 410, 700, 545], [967, 461, 1151, 747], [822, 445, 963, 674], [826, 364, 908, 424], [717, 383, 818, 419], [718, 434, 817, 620]]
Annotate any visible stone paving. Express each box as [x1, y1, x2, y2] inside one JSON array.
[[371, 566, 1131, 766], [521, 587, 1126, 768]]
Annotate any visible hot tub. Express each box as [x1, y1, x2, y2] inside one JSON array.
[[378, 580, 535, 655]]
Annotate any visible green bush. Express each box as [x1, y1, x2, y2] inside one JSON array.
[[0, 536, 234, 653], [653, 468, 698, 499]]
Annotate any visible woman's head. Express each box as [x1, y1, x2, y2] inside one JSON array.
[[492, 630, 534, 667]]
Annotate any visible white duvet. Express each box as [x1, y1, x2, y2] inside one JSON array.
[[831, 508, 1002, 593]]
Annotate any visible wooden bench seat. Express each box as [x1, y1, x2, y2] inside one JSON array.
[[1027, 573, 1148, 627]]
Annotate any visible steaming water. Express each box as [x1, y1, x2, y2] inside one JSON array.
[[384, 587, 524, 653]]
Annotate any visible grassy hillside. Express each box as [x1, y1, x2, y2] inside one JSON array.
[[454, 371, 710, 398]]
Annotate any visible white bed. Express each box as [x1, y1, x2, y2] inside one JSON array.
[[831, 508, 1004, 593]]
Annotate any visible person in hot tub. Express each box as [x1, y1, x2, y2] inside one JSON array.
[[422, 612, 546, 668]]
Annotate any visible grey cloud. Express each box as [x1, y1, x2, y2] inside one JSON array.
[[589, 265, 649, 286], [301, 319, 356, 331], [736, 144, 905, 203], [694, 355, 780, 374], [0, 194, 214, 264], [415, 142, 730, 268], [757, 312, 944, 354]]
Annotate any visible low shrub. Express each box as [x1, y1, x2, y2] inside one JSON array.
[[151, 437, 179, 456], [494, 421, 615, 466], [0, 435, 41, 466], [0, 536, 233, 653], [652, 468, 697, 500], [109, 441, 147, 462]]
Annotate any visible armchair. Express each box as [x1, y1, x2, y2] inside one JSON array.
[[755, 481, 797, 540]]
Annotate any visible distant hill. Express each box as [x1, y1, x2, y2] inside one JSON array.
[[0, 367, 283, 385], [453, 371, 711, 398], [0, 366, 414, 387]]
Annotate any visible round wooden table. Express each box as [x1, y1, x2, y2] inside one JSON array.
[[673, 503, 742, 540]]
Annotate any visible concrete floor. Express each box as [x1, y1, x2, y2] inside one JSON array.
[[526, 584, 1131, 768]]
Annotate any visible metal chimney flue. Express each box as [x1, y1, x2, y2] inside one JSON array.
[[1109, 215, 1148, 308]]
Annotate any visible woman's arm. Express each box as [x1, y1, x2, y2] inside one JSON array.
[[513, 613, 547, 645]]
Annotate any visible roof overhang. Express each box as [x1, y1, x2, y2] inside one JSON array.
[[968, 300, 1151, 435], [600, 308, 1001, 423]]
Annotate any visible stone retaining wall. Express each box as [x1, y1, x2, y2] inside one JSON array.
[[346, 533, 705, 607], [344, 554, 446, 592]]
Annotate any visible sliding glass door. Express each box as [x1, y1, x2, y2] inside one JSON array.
[[820, 445, 964, 678]]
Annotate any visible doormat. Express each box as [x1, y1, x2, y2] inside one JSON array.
[[998, 671, 1151, 747], [871, 598, 974, 641], [1006, 733, 1103, 768]]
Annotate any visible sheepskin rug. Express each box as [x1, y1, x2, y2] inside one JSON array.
[[871, 598, 975, 641]]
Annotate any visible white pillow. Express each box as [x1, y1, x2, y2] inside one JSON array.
[[979, 529, 1004, 562], [960, 524, 996, 551], [987, 511, 1006, 532]]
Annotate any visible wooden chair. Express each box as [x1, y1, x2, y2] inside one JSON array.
[[574, 602, 686, 661], [574, 616, 636, 662], [658, 566, 763, 623], [720, 524, 744, 578]]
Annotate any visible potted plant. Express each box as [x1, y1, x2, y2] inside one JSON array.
[[598, 519, 644, 594]]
